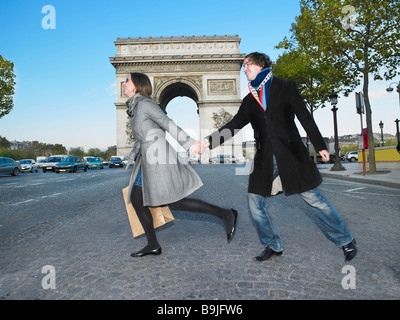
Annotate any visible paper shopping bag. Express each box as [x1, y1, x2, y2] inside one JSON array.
[[122, 187, 174, 238]]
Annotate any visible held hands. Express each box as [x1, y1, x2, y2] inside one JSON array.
[[319, 150, 330, 162], [190, 139, 210, 155]]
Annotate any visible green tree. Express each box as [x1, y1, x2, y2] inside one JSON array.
[[50, 144, 67, 155], [0, 148, 27, 160], [284, 0, 400, 173], [0, 55, 16, 119], [274, 38, 356, 112], [69, 147, 85, 156], [102, 146, 117, 160], [87, 148, 102, 157], [0, 136, 11, 148], [29, 142, 49, 158]]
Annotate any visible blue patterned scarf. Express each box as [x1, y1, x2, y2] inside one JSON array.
[[248, 68, 273, 111]]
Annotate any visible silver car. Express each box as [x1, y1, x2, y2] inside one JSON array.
[[19, 159, 39, 173], [37, 159, 48, 168], [43, 155, 68, 172], [344, 151, 358, 162]]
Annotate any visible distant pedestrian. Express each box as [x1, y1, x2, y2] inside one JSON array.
[[195, 52, 357, 262], [123, 72, 238, 257]]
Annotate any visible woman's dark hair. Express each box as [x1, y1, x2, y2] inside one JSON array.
[[244, 52, 272, 69], [130, 72, 152, 97]]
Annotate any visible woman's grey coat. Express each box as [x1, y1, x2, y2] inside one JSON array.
[[126, 94, 203, 207]]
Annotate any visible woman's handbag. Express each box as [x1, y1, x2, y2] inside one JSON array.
[[122, 187, 174, 238]]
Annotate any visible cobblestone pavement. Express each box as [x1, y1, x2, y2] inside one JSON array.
[[1, 164, 399, 300]]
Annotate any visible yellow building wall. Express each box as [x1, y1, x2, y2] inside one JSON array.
[[358, 147, 400, 162]]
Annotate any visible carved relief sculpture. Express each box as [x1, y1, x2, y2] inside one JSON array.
[[212, 108, 233, 129], [208, 79, 236, 95]]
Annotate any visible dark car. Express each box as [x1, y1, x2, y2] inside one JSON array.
[[109, 156, 124, 168], [55, 156, 88, 173], [0, 157, 22, 176]]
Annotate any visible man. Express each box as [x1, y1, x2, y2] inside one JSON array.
[[197, 52, 357, 262]]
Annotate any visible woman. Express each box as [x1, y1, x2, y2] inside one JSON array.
[[123, 73, 238, 257]]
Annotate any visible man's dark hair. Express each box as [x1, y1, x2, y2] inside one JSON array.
[[244, 52, 272, 69]]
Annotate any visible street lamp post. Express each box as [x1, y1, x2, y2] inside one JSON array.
[[386, 82, 400, 111], [329, 91, 346, 171], [379, 120, 384, 146], [387, 81, 400, 146]]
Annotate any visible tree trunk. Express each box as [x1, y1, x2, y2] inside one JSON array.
[[363, 72, 377, 173], [362, 19, 377, 174]]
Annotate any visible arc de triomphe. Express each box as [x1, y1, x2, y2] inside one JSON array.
[[109, 35, 245, 163]]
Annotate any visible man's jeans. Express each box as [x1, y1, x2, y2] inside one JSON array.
[[248, 157, 353, 252]]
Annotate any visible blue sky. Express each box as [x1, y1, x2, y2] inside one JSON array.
[[1, 0, 399, 151]]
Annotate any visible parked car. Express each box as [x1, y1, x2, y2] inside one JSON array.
[[19, 159, 39, 173], [36, 156, 48, 165], [122, 156, 129, 166], [83, 156, 94, 162], [87, 157, 104, 169], [109, 156, 124, 168], [43, 155, 68, 172], [344, 151, 358, 162], [188, 156, 200, 164], [179, 155, 199, 164], [0, 157, 21, 176], [55, 156, 88, 173], [209, 154, 238, 164], [37, 159, 48, 168]]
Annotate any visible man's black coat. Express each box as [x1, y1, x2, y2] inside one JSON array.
[[207, 77, 327, 197]]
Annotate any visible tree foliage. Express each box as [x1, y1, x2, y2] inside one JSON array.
[[0, 136, 11, 149], [69, 147, 85, 157], [277, 0, 400, 173], [273, 47, 356, 113], [0, 55, 16, 119], [0, 139, 116, 161]]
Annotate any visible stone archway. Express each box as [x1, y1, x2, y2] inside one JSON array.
[[109, 35, 245, 162], [154, 77, 200, 111]]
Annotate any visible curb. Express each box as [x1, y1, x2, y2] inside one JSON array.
[[320, 172, 400, 189]]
